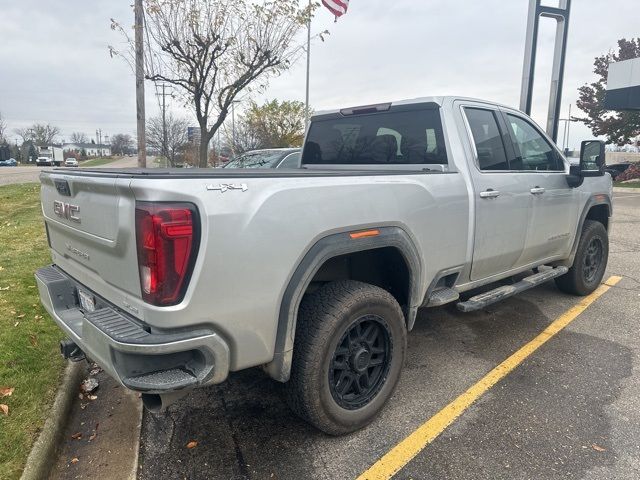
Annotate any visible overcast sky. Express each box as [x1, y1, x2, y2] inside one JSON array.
[[0, 0, 637, 149]]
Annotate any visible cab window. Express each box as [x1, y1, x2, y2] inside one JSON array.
[[464, 108, 509, 171], [506, 114, 564, 171]]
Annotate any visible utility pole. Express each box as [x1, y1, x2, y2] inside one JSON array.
[[232, 102, 236, 153], [305, 0, 311, 130], [155, 83, 170, 161], [135, 0, 147, 167]]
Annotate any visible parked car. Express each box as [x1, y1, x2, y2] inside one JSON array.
[[36, 96, 612, 435], [604, 162, 633, 181], [223, 148, 301, 169], [64, 158, 79, 167], [0, 158, 17, 167]]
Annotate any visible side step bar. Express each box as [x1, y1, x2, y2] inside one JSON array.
[[456, 266, 569, 313]]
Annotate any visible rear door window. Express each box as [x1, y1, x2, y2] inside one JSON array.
[[302, 107, 448, 165], [464, 108, 509, 171]]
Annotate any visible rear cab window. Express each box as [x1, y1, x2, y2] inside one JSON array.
[[302, 104, 448, 169]]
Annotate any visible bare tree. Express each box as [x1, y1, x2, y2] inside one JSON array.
[[14, 127, 32, 144], [0, 112, 6, 142], [13, 123, 60, 145], [70, 132, 89, 143], [223, 115, 264, 155], [111, 0, 314, 167], [111, 133, 134, 155], [147, 113, 189, 166]]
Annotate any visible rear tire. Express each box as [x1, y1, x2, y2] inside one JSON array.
[[286, 280, 407, 435], [555, 220, 608, 296]]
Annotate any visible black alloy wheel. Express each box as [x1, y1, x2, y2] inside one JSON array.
[[329, 315, 392, 410]]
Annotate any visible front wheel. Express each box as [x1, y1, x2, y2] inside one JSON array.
[[286, 280, 407, 435], [555, 219, 609, 295]]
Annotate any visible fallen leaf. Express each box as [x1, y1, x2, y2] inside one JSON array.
[[70, 457, 79, 464], [28, 334, 38, 347], [89, 432, 97, 441], [0, 404, 8, 415], [0, 387, 14, 398], [80, 378, 99, 393], [186, 441, 198, 449], [71, 432, 82, 440], [86, 394, 97, 401], [16, 314, 25, 318], [592, 444, 606, 452], [13, 322, 19, 327], [0, 286, 9, 291]]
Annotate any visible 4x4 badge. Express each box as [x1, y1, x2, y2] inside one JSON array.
[[206, 183, 248, 193]]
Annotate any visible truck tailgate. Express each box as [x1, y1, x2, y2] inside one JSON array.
[[40, 172, 141, 298]]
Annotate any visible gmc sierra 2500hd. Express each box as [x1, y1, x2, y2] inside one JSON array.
[[36, 97, 611, 435]]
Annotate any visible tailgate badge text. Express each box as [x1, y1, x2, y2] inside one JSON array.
[[53, 201, 81, 223], [206, 183, 248, 193]]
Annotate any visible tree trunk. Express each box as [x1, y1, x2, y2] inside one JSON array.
[[198, 126, 210, 168]]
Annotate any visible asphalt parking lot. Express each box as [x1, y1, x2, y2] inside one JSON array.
[[138, 190, 640, 480]]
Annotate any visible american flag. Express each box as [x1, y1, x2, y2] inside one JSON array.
[[322, 0, 349, 20]]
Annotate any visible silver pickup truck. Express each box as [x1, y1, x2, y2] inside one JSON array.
[[36, 97, 612, 435]]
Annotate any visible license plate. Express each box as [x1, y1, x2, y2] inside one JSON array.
[[78, 289, 96, 313]]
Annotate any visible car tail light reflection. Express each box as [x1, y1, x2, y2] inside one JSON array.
[[135, 202, 199, 306]]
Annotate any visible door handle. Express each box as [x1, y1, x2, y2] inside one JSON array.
[[530, 187, 546, 195], [479, 189, 500, 199]]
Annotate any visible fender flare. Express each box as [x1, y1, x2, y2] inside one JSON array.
[[562, 195, 612, 266], [264, 226, 422, 382]]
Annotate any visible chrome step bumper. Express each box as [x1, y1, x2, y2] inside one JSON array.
[[35, 265, 230, 393]]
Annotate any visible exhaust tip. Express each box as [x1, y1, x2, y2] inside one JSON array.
[[141, 393, 163, 412], [141, 391, 189, 412], [60, 339, 85, 362]]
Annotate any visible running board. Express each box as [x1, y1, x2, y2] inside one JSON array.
[[427, 287, 460, 307], [456, 266, 569, 313]]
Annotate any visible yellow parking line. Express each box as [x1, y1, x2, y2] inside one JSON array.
[[357, 275, 622, 480]]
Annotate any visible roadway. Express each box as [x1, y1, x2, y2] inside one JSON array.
[[0, 156, 151, 186]]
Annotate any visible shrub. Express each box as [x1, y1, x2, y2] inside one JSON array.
[[616, 163, 640, 182]]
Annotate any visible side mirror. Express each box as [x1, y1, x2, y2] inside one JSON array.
[[579, 140, 606, 177]]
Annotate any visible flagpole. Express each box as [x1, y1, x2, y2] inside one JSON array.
[[305, 0, 311, 130]]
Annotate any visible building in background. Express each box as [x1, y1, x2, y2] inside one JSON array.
[[63, 143, 112, 157]]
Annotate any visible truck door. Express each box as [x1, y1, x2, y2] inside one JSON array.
[[500, 111, 578, 264], [462, 106, 531, 281]]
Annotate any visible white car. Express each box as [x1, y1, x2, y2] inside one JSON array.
[[64, 158, 79, 167]]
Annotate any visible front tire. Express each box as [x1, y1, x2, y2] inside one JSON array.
[[286, 280, 407, 435], [555, 219, 608, 295]]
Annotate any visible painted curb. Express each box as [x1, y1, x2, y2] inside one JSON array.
[[20, 361, 84, 480]]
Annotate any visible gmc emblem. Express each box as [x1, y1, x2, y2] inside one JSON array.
[[53, 200, 81, 223]]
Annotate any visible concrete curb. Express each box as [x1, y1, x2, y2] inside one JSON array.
[[129, 399, 144, 480], [614, 186, 640, 192], [20, 361, 84, 480]]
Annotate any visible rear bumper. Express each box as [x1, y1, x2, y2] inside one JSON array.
[[35, 265, 230, 394]]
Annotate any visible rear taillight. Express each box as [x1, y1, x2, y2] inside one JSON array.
[[135, 202, 199, 306]]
